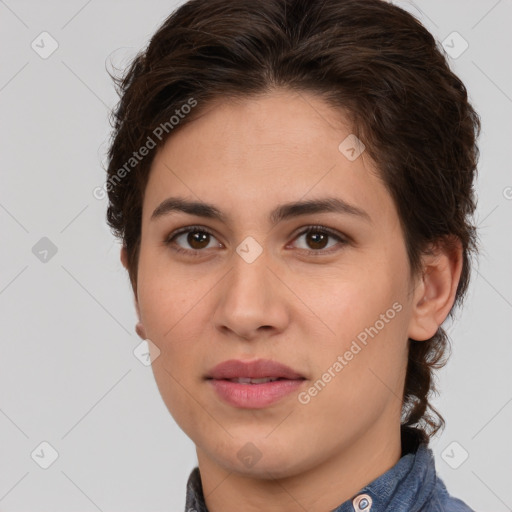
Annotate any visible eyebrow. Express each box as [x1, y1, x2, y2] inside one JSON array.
[[151, 196, 372, 225]]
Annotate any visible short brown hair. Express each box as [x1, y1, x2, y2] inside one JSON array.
[[105, 0, 481, 444]]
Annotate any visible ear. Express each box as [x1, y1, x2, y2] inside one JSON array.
[[120, 243, 129, 270], [120, 245, 147, 340], [407, 236, 463, 341]]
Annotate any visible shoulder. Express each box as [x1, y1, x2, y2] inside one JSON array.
[[427, 476, 476, 512], [400, 429, 476, 512]]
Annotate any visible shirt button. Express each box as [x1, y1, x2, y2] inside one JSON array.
[[352, 493, 373, 511]]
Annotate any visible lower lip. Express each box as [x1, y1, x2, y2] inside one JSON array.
[[208, 378, 305, 408]]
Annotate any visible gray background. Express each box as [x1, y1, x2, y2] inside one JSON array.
[[1, 0, 511, 510]]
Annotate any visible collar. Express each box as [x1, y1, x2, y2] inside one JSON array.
[[333, 427, 437, 512], [184, 427, 435, 512]]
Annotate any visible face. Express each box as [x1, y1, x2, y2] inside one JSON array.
[[132, 89, 422, 479]]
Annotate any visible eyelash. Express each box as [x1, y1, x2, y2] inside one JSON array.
[[164, 224, 348, 257]]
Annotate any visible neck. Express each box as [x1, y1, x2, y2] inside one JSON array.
[[195, 415, 403, 512]]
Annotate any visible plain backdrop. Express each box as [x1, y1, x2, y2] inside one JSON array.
[[1, 0, 511, 510]]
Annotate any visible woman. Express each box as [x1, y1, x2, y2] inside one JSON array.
[[105, 0, 480, 510]]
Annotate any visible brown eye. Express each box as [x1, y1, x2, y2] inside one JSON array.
[[165, 226, 221, 254], [187, 230, 210, 249], [305, 231, 329, 250], [292, 226, 347, 254]]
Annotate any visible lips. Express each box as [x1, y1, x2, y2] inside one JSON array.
[[206, 358, 306, 381]]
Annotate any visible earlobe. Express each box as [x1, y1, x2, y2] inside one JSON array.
[[407, 237, 463, 341], [120, 245, 129, 270], [135, 321, 147, 340], [120, 245, 147, 339], [133, 299, 147, 339]]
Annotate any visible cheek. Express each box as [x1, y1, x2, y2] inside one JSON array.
[[136, 254, 206, 341], [136, 254, 215, 383], [295, 263, 410, 402], [140, 275, 210, 432], [301, 306, 408, 440], [295, 261, 405, 338]]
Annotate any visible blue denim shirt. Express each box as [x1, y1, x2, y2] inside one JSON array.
[[184, 428, 475, 512]]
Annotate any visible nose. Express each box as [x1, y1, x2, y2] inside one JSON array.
[[212, 246, 290, 341]]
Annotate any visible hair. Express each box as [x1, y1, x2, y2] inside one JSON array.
[[105, 0, 480, 444]]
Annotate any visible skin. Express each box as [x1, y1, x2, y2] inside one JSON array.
[[121, 88, 462, 512]]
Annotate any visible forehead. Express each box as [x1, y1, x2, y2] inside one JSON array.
[[142, 90, 397, 228]]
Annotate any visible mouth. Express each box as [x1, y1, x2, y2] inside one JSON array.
[[205, 358, 306, 408], [207, 376, 306, 409], [205, 358, 306, 381], [208, 377, 304, 384], [205, 359, 306, 409]]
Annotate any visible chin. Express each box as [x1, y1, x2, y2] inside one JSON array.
[[220, 443, 309, 480]]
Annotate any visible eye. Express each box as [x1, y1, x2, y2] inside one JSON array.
[[165, 225, 222, 255], [164, 224, 348, 257], [290, 225, 347, 254]]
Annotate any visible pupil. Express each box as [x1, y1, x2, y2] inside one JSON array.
[[307, 232, 327, 250], [188, 231, 209, 249]]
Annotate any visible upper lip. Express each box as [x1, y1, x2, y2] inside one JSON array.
[[206, 359, 306, 380]]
